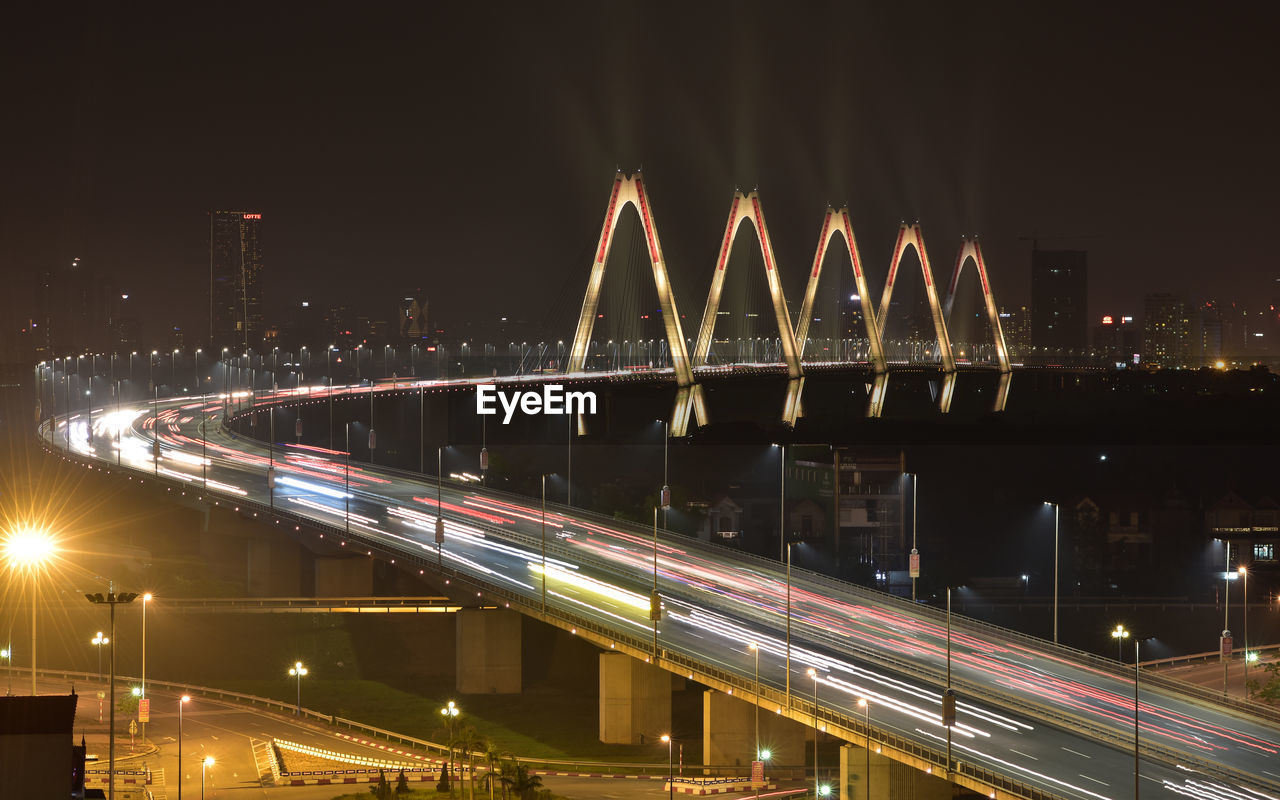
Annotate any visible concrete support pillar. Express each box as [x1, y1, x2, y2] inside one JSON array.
[[703, 690, 807, 768], [839, 743, 952, 800], [456, 609, 522, 694], [314, 556, 374, 596], [598, 652, 671, 744]]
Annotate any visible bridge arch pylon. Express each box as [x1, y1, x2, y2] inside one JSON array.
[[567, 171, 695, 388], [690, 191, 804, 380], [793, 207, 888, 374], [942, 237, 1012, 373], [875, 224, 956, 373]]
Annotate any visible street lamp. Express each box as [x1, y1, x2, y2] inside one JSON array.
[[1044, 501, 1060, 643], [201, 756, 214, 800], [660, 734, 673, 800], [1239, 566, 1248, 696], [0, 647, 10, 695], [179, 695, 191, 800], [441, 701, 460, 785], [289, 661, 308, 715], [2, 527, 58, 696], [1133, 636, 1155, 800], [92, 631, 109, 680], [85, 590, 139, 800], [141, 592, 152, 742], [1111, 624, 1130, 663], [907, 473, 919, 602], [807, 667, 823, 800]]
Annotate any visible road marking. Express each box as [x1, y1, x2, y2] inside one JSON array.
[[1080, 775, 1109, 787], [1060, 748, 1091, 758], [1264, 770, 1280, 779], [1009, 749, 1037, 761]]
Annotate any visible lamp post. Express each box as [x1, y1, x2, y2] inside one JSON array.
[[778, 444, 786, 561], [807, 668, 822, 800], [1133, 636, 1155, 800], [1222, 541, 1232, 698], [1, 646, 11, 695], [909, 473, 919, 602], [289, 661, 308, 715], [437, 447, 445, 565], [93, 631, 109, 680], [1239, 566, 1248, 696], [85, 590, 139, 800], [2, 527, 57, 696], [178, 695, 190, 800], [201, 756, 214, 800], [140, 592, 151, 742], [858, 698, 871, 800], [441, 701, 460, 786], [1112, 624, 1130, 663], [660, 734, 673, 800], [541, 473, 549, 612], [1044, 501, 1060, 643]]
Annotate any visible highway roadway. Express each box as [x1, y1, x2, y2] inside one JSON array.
[[45, 389, 1280, 800], [33, 674, 696, 800]]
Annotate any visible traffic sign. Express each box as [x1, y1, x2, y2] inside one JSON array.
[[128, 719, 137, 736], [751, 760, 764, 787], [138, 698, 150, 723], [909, 549, 920, 578]]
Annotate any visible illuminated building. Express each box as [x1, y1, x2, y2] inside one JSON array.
[[209, 211, 264, 350], [1092, 314, 1139, 366], [1142, 292, 1191, 367]]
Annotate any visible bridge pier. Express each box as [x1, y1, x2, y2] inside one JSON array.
[[456, 609, 522, 694], [839, 743, 952, 800], [598, 652, 671, 744], [702, 689, 806, 769]]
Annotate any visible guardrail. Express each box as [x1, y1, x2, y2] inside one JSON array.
[[38, 415, 1280, 800], [1143, 642, 1280, 669]]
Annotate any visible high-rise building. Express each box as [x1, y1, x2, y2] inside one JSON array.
[[1142, 293, 1192, 367], [1092, 314, 1140, 366], [209, 211, 264, 351], [999, 305, 1032, 361], [1030, 249, 1088, 355]]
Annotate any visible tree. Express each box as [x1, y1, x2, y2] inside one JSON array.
[[480, 743, 513, 800], [453, 725, 487, 800], [511, 765, 542, 800], [1248, 661, 1280, 703], [371, 770, 392, 800], [437, 759, 452, 794], [395, 769, 409, 795]]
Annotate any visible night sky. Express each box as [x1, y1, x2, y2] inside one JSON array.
[[5, 2, 1278, 344]]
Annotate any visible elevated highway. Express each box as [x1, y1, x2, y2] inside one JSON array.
[[40, 387, 1280, 800]]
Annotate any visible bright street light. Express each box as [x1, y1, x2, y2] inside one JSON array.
[[3, 527, 58, 696], [661, 734, 673, 800], [202, 756, 215, 800], [288, 661, 308, 715], [1111, 624, 1130, 662]]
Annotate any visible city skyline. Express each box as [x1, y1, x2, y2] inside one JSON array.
[[3, 3, 1278, 349]]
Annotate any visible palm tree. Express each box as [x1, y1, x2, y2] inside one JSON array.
[[511, 765, 542, 800], [481, 743, 513, 800], [453, 725, 487, 800]]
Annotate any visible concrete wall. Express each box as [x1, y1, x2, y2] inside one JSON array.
[[456, 609, 522, 694], [599, 652, 671, 744], [702, 689, 807, 768], [840, 743, 953, 800], [315, 556, 374, 596]]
